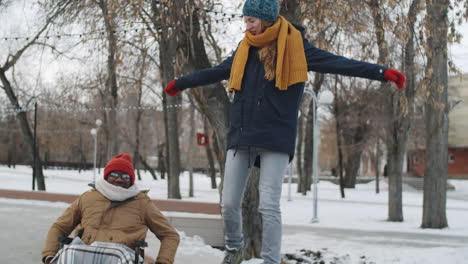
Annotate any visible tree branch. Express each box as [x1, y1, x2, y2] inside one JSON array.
[[2, 1, 70, 71]]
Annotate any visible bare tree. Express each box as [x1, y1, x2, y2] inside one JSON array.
[[151, 0, 183, 199], [0, 1, 70, 191], [176, 6, 231, 189], [139, 0, 231, 198], [367, 0, 409, 222]]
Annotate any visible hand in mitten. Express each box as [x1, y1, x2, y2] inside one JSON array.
[[165, 80, 180, 96], [384, 69, 406, 90]]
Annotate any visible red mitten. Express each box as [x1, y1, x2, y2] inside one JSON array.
[[384, 69, 406, 90], [165, 80, 180, 96]]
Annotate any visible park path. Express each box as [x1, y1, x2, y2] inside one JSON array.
[[0, 189, 223, 264]]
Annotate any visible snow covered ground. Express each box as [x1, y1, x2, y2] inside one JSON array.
[[1, 165, 467, 264]]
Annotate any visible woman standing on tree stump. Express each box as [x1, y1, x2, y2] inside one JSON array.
[[165, 0, 405, 263]]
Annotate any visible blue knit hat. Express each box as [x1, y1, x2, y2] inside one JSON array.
[[242, 0, 279, 23]]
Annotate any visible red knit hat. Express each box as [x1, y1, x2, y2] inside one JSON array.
[[104, 153, 135, 185]]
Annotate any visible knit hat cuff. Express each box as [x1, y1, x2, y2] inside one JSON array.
[[242, 0, 279, 23]]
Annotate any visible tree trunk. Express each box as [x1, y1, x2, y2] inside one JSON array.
[[157, 143, 166, 180], [343, 148, 362, 188], [333, 76, 345, 198], [280, 0, 302, 24], [153, 0, 182, 199], [279, 0, 307, 218], [163, 86, 182, 199], [134, 71, 144, 181], [138, 153, 157, 180], [375, 140, 381, 194], [188, 101, 196, 197], [162, 76, 182, 199], [422, 0, 449, 229], [211, 131, 224, 196], [98, 0, 119, 159], [241, 168, 262, 259], [134, 108, 143, 182], [204, 119, 217, 189], [385, 0, 419, 221], [302, 74, 325, 194], [342, 123, 367, 189], [302, 102, 314, 195], [133, 48, 157, 180], [295, 105, 305, 193]]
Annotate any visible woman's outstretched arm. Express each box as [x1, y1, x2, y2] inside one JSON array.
[[303, 37, 405, 89]]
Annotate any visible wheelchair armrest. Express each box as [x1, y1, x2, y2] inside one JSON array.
[[58, 236, 73, 249], [134, 240, 147, 263], [136, 240, 148, 248]]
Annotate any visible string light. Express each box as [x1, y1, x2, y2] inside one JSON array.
[[0, 107, 36, 116], [0, 103, 193, 133], [0, 8, 242, 41], [0, 127, 92, 134], [0, 106, 34, 111], [0, 103, 191, 118]]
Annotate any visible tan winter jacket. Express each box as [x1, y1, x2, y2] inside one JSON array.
[[42, 189, 180, 264]]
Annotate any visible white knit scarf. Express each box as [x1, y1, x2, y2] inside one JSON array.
[[95, 179, 140, 201]]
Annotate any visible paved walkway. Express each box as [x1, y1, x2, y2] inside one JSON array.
[[0, 189, 224, 264], [0, 198, 224, 264]]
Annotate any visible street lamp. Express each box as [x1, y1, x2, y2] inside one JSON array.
[[90, 119, 102, 184], [304, 88, 334, 223]]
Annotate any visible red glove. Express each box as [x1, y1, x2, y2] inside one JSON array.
[[165, 80, 180, 96], [384, 69, 406, 90]]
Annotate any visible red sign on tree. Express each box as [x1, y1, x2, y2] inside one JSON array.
[[197, 133, 209, 146]]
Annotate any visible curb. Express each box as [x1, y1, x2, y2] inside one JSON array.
[[0, 189, 221, 215]]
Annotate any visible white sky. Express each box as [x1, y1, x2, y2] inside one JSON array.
[[450, 22, 468, 73], [0, 0, 467, 91], [1, 165, 467, 263]]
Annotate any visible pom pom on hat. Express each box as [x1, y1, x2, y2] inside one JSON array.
[[243, 0, 279, 23], [104, 153, 135, 185]]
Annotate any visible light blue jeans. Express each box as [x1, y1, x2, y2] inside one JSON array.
[[221, 148, 289, 264]]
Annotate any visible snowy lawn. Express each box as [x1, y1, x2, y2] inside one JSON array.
[[1, 165, 467, 264]]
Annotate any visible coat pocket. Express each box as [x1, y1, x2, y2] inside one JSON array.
[[229, 97, 244, 128]]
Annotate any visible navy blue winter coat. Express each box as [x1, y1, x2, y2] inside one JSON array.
[[175, 25, 388, 162]]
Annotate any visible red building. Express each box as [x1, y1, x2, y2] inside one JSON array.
[[407, 74, 468, 179], [408, 148, 468, 179]]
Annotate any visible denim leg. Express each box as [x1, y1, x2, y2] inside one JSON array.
[[258, 151, 289, 264], [221, 149, 256, 250]]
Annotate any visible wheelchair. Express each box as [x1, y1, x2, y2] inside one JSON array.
[[49, 236, 147, 264]]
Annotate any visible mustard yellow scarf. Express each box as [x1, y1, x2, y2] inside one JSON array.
[[229, 15, 308, 92]]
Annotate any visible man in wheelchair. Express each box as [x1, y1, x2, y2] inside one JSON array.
[[41, 154, 180, 264]]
